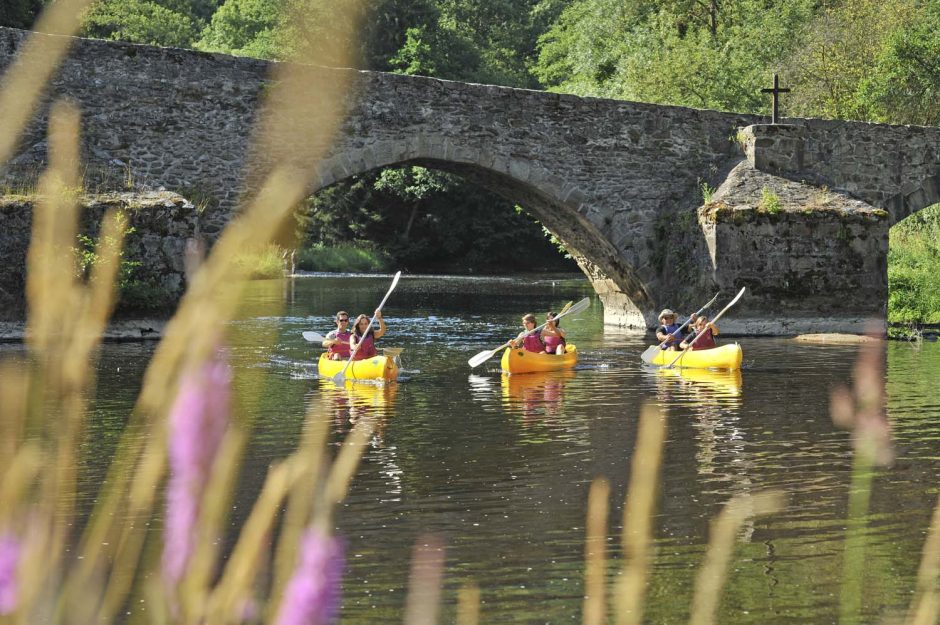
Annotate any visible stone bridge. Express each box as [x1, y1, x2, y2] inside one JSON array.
[[3, 26, 940, 334]]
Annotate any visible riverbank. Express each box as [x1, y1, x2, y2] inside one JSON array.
[[0, 319, 166, 342]]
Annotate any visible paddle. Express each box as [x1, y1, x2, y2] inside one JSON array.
[[665, 287, 746, 369], [302, 330, 327, 343], [640, 292, 720, 364], [333, 271, 402, 384], [467, 297, 591, 368]]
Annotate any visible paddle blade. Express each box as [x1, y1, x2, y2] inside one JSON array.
[[468, 347, 500, 368], [640, 345, 662, 364], [302, 331, 326, 342], [559, 297, 591, 318]]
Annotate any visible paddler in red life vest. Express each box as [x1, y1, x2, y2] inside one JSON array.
[[322, 310, 352, 360], [509, 313, 545, 353], [680, 314, 719, 351], [540, 311, 567, 354], [350, 310, 387, 360]]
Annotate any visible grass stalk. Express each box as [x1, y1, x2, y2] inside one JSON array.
[[688, 492, 784, 625], [583, 477, 609, 625], [906, 496, 940, 625], [839, 450, 875, 625], [269, 398, 332, 619], [457, 583, 481, 625], [615, 404, 666, 625], [404, 535, 446, 625]]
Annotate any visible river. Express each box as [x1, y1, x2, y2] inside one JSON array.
[[76, 274, 940, 624]]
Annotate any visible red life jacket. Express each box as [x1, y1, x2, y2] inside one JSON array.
[[327, 330, 352, 358], [689, 328, 717, 350], [353, 332, 377, 360], [522, 333, 544, 353]]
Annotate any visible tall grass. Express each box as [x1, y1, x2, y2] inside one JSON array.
[[3, 3, 940, 624], [888, 203, 940, 324], [233, 244, 290, 279], [297, 243, 389, 273]]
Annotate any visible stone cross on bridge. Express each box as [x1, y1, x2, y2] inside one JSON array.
[[2, 26, 940, 334]]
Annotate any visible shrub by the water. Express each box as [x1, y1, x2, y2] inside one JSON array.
[[888, 204, 940, 324], [232, 244, 288, 279], [297, 244, 389, 273]]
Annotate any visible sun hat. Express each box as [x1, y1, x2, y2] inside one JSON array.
[[658, 308, 676, 321]]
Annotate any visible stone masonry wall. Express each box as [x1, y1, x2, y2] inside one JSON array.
[[0, 192, 198, 320], [701, 161, 889, 334]]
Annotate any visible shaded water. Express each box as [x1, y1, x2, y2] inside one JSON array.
[[79, 275, 940, 623]]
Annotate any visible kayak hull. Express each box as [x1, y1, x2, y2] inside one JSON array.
[[501, 344, 578, 375], [645, 343, 743, 370], [317, 352, 399, 382]]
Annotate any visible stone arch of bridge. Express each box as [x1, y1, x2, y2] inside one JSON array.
[[885, 172, 940, 226], [309, 140, 655, 320]]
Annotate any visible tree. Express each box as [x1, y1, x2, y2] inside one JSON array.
[[535, 0, 816, 112], [0, 0, 44, 29], [858, 3, 940, 125], [782, 0, 917, 121], [81, 0, 209, 48], [197, 0, 284, 58]]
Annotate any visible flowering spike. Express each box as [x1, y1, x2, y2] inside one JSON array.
[[0, 532, 21, 615], [276, 529, 345, 625], [162, 349, 231, 587]]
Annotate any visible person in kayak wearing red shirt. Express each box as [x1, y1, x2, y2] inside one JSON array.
[[681, 315, 719, 350], [322, 311, 353, 360], [509, 313, 545, 353], [350, 310, 387, 360]]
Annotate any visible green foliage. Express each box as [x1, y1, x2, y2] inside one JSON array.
[[233, 245, 289, 279], [81, 0, 205, 47], [535, 0, 817, 110], [783, 0, 917, 121], [888, 204, 940, 324], [857, 3, 940, 125], [700, 181, 715, 204], [0, 0, 44, 29], [758, 187, 781, 214], [299, 167, 576, 273], [74, 212, 140, 287], [197, 0, 283, 57], [296, 244, 390, 273]]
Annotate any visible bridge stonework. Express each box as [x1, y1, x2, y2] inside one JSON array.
[[2, 27, 939, 334]]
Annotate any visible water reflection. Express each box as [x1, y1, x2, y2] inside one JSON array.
[[70, 276, 940, 625], [501, 370, 574, 420]]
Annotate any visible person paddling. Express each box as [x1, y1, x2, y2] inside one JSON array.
[[509, 313, 545, 353], [680, 315, 719, 351], [322, 310, 352, 360], [655, 309, 687, 351], [350, 310, 387, 360], [541, 311, 567, 355]]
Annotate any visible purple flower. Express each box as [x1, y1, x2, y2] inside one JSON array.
[[0, 532, 21, 614], [276, 530, 345, 625], [162, 349, 231, 587]]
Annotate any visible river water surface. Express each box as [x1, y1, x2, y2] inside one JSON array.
[[81, 274, 940, 624]]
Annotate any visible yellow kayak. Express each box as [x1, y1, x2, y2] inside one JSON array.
[[645, 343, 743, 370], [317, 352, 399, 382], [501, 344, 578, 375]]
